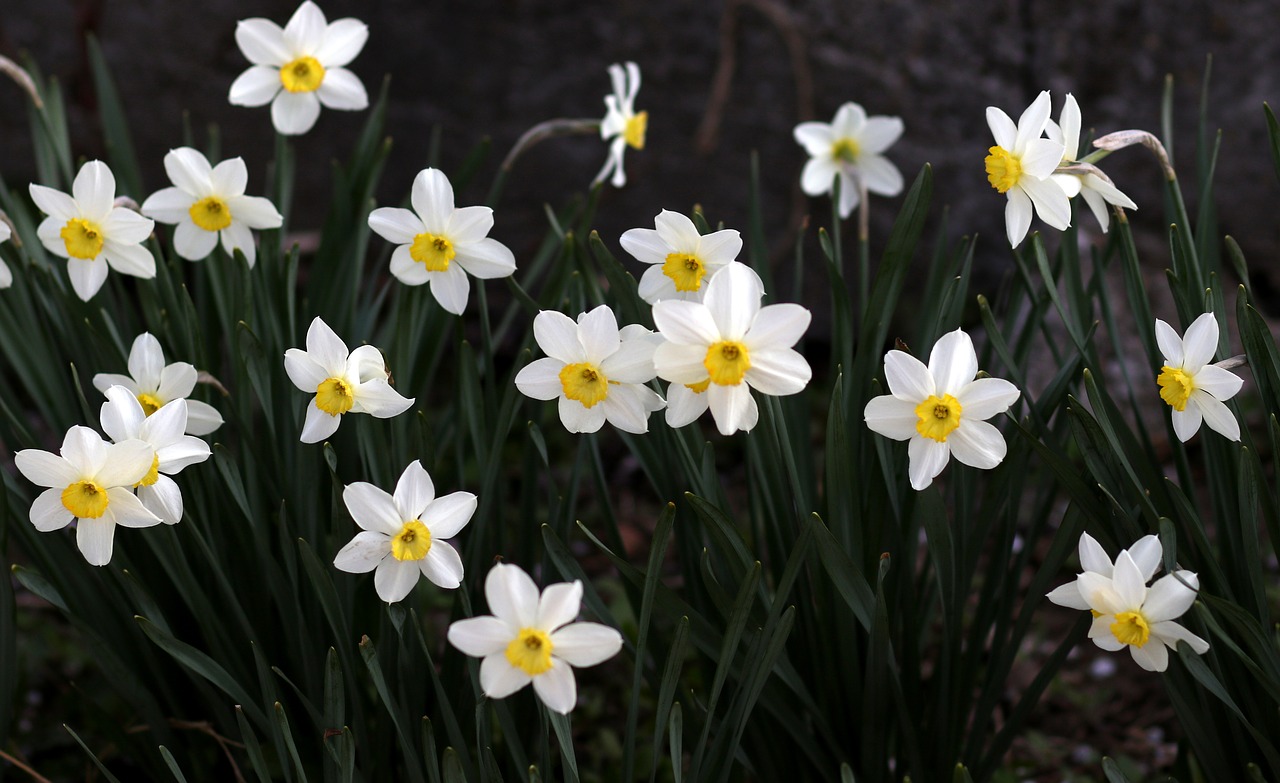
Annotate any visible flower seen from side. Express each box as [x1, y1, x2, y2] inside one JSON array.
[[793, 101, 905, 218], [984, 91, 1070, 248], [1155, 313, 1243, 442], [93, 333, 225, 436], [1045, 94, 1137, 233], [0, 218, 12, 288], [595, 61, 646, 188], [619, 209, 744, 304]]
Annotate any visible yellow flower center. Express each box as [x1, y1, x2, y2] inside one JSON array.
[[189, 196, 233, 232], [1111, 611, 1151, 648], [409, 232, 456, 272], [137, 393, 164, 416], [705, 341, 751, 386], [390, 519, 432, 561], [316, 377, 355, 415], [984, 146, 1022, 193], [624, 111, 648, 150], [135, 454, 161, 487], [1157, 366, 1195, 412], [505, 628, 555, 675], [832, 137, 860, 163], [662, 253, 707, 292], [559, 362, 609, 408], [685, 378, 710, 394], [914, 394, 963, 442], [280, 56, 325, 93], [62, 480, 109, 519], [60, 218, 105, 260]]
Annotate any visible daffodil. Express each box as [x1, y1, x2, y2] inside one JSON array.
[[141, 148, 282, 267], [1045, 532, 1162, 611], [92, 333, 224, 436], [29, 160, 155, 300], [1045, 94, 1137, 233], [515, 306, 665, 434], [0, 218, 13, 288], [1155, 313, 1243, 442], [863, 328, 1020, 490], [619, 209, 746, 304], [14, 425, 160, 566], [793, 102, 905, 218], [228, 0, 369, 135], [652, 262, 811, 435], [984, 91, 1070, 248], [333, 460, 473, 603], [594, 61, 646, 188], [283, 316, 414, 443], [367, 167, 517, 315], [447, 562, 623, 714]]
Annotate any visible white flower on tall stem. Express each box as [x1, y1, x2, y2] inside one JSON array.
[[92, 332, 224, 436], [1045, 532, 1162, 611], [1155, 313, 1243, 442], [141, 148, 282, 267], [619, 209, 746, 304], [595, 61, 647, 188], [367, 168, 516, 315], [1045, 94, 1137, 233], [0, 218, 13, 288], [14, 426, 160, 566], [793, 102, 905, 219], [29, 160, 155, 300], [333, 460, 473, 603], [284, 316, 413, 443], [228, 0, 369, 135], [984, 91, 1070, 248], [447, 562, 623, 714], [863, 328, 1020, 490]]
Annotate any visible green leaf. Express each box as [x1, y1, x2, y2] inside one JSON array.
[[134, 616, 267, 729], [86, 35, 143, 198], [546, 708, 580, 783], [63, 723, 125, 783], [159, 746, 190, 782]]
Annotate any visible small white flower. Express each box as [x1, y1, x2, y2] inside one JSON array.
[[333, 460, 473, 603], [619, 209, 745, 304], [653, 262, 812, 435], [367, 168, 517, 315], [283, 316, 414, 443], [228, 0, 369, 135], [1045, 532, 1162, 610], [863, 329, 1021, 491], [793, 102, 905, 218], [984, 91, 1070, 248], [1045, 94, 1137, 233], [93, 333, 224, 436], [447, 562, 623, 714], [141, 148, 282, 267], [594, 62, 647, 188], [0, 218, 13, 288], [1155, 313, 1243, 442], [29, 160, 156, 300], [14, 425, 160, 566]]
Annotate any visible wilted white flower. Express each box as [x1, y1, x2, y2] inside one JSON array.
[[619, 209, 745, 304], [1045, 94, 1137, 233], [93, 333, 224, 436], [793, 102, 904, 218], [1155, 313, 1243, 442], [595, 61, 646, 188], [984, 91, 1070, 248]]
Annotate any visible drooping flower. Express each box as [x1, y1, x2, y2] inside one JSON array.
[[283, 316, 413, 443], [447, 562, 623, 714], [0, 218, 13, 288], [141, 148, 282, 267], [92, 333, 224, 436], [14, 426, 160, 566], [793, 101, 905, 218], [1045, 94, 1137, 233], [619, 209, 746, 304], [1154, 313, 1243, 442], [594, 61, 647, 188], [228, 0, 369, 135], [1045, 531, 1162, 611], [984, 91, 1070, 248], [333, 460, 473, 603], [515, 306, 664, 434], [29, 160, 155, 300], [863, 328, 1021, 490], [367, 168, 517, 315], [652, 262, 811, 435]]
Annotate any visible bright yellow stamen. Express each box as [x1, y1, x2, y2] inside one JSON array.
[[280, 56, 325, 93], [189, 196, 233, 232], [624, 111, 648, 150], [60, 218, 104, 260], [662, 253, 707, 292], [984, 146, 1022, 193], [1090, 609, 1102, 618], [390, 519, 432, 561], [316, 377, 355, 415], [705, 341, 751, 386], [62, 480, 109, 519], [686, 378, 710, 394], [832, 137, 859, 163], [135, 454, 160, 487], [1157, 366, 1195, 412], [1111, 611, 1151, 647], [137, 393, 164, 416], [409, 232, 455, 272], [559, 362, 609, 408], [505, 628, 555, 675], [914, 393, 963, 442]]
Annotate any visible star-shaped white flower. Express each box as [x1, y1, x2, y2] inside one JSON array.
[[141, 148, 282, 267], [367, 168, 517, 315], [228, 0, 369, 135], [594, 61, 647, 188], [333, 460, 473, 603], [984, 91, 1070, 248], [1045, 94, 1137, 234], [447, 562, 623, 714], [619, 210, 745, 304], [92, 333, 224, 436], [1045, 532, 1162, 611], [29, 160, 155, 300], [1155, 313, 1243, 442], [793, 102, 905, 218], [283, 316, 414, 443], [863, 328, 1021, 490], [0, 218, 13, 288]]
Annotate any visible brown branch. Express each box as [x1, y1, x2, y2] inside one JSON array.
[[0, 749, 55, 783], [124, 719, 247, 783]]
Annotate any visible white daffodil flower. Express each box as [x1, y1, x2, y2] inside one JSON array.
[[228, 0, 369, 135], [594, 61, 647, 188], [1046, 532, 1162, 611], [447, 562, 623, 714], [793, 102, 905, 218], [619, 209, 747, 304], [1155, 313, 1243, 442], [93, 333, 224, 436], [29, 160, 155, 301], [984, 91, 1070, 248], [653, 262, 812, 436], [99, 386, 211, 525], [141, 148, 282, 267], [283, 316, 413, 443], [1045, 94, 1137, 233], [333, 460, 473, 603], [14, 425, 160, 566], [367, 168, 517, 315], [515, 306, 665, 434], [863, 328, 1021, 491], [0, 218, 13, 288]]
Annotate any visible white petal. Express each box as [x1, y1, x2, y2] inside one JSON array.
[[601, 384, 662, 433], [427, 263, 469, 314], [557, 396, 607, 433], [139, 476, 183, 524], [369, 207, 425, 244], [104, 488, 161, 528], [533, 310, 586, 364], [1149, 620, 1210, 655], [1019, 138, 1067, 180], [425, 492, 477, 540], [837, 172, 860, 219], [271, 91, 322, 136], [174, 220, 219, 260], [66, 258, 110, 300], [927, 330, 979, 396], [744, 348, 810, 396], [707, 383, 757, 435], [388, 244, 429, 286], [221, 221, 256, 266], [374, 557, 419, 603], [1078, 573, 1125, 616], [304, 316, 349, 373], [619, 227, 669, 266], [800, 157, 838, 197], [480, 655, 533, 700], [454, 237, 516, 280], [141, 187, 195, 224], [62, 426, 108, 475], [1014, 91, 1053, 151], [29, 488, 73, 531], [235, 18, 289, 66], [448, 616, 513, 657], [515, 357, 567, 401], [163, 148, 214, 197], [665, 383, 709, 428], [536, 581, 583, 632], [343, 481, 404, 535], [1170, 405, 1203, 443], [101, 240, 155, 279], [420, 541, 464, 589], [598, 336, 657, 385], [576, 305, 620, 363], [550, 622, 623, 667], [653, 300, 720, 347], [696, 228, 743, 268], [76, 518, 117, 566], [1004, 187, 1033, 248], [314, 18, 368, 67], [1058, 94, 1081, 159], [101, 209, 154, 245], [93, 373, 138, 397], [1045, 581, 1091, 611], [446, 205, 495, 244], [858, 116, 904, 155], [1081, 188, 1112, 233], [73, 161, 116, 221], [411, 168, 455, 234], [1143, 572, 1199, 622], [1192, 392, 1239, 441], [351, 379, 414, 418], [300, 402, 342, 443], [155, 436, 211, 473], [333, 530, 389, 573], [703, 263, 761, 340], [883, 350, 934, 401], [985, 106, 1017, 150], [907, 436, 949, 490], [745, 303, 810, 350], [1192, 364, 1243, 401], [955, 377, 1020, 420], [532, 662, 577, 714], [946, 419, 1007, 470], [792, 121, 834, 156], [1129, 642, 1169, 672], [316, 67, 368, 111], [228, 195, 282, 230], [1126, 536, 1162, 582], [1088, 614, 1126, 650], [1154, 319, 1184, 366], [229, 66, 282, 107], [863, 394, 919, 440], [652, 342, 709, 385], [485, 563, 539, 628], [184, 401, 223, 436], [1181, 313, 1219, 373], [100, 385, 146, 441], [283, 0, 327, 53], [832, 103, 867, 137], [96, 439, 155, 487], [653, 210, 701, 251], [858, 154, 904, 197], [29, 184, 78, 222], [1079, 532, 1115, 576], [125, 335, 165, 392], [393, 460, 435, 519], [1084, 173, 1137, 210], [1022, 175, 1072, 231], [1111, 551, 1147, 610], [156, 361, 198, 401], [15, 450, 78, 488]]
